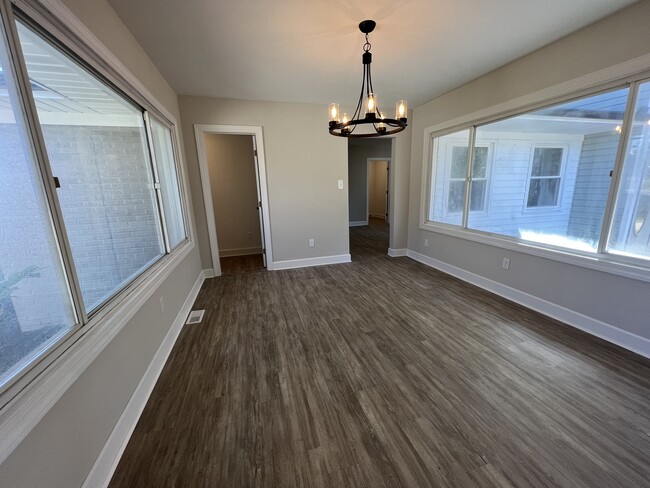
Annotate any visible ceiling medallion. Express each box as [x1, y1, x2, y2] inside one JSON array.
[[328, 20, 407, 138]]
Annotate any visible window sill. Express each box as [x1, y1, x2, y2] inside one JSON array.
[[0, 238, 194, 465], [418, 220, 650, 283]]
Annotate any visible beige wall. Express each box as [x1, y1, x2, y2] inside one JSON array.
[[369, 160, 388, 219], [407, 1, 650, 341], [180, 97, 350, 266], [204, 134, 262, 255], [0, 0, 202, 486]]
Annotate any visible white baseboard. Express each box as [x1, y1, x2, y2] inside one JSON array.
[[273, 254, 351, 270], [202, 268, 215, 279], [370, 213, 386, 220], [406, 250, 650, 359], [349, 220, 368, 227], [82, 270, 205, 488], [388, 248, 408, 257], [219, 247, 262, 257]]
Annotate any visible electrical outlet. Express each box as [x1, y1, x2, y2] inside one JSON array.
[[337, 179, 344, 190], [424, 238, 429, 247], [502, 257, 511, 270], [308, 238, 315, 247], [159, 296, 165, 315]]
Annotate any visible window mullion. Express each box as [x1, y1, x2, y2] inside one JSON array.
[[143, 111, 171, 254], [597, 81, 638, 255], [1, 0, 87, 324], [461, 126, 476, 228]]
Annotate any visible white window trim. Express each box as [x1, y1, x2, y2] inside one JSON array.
[[419, 54, 650, 284], [0, 0, 196, 464]]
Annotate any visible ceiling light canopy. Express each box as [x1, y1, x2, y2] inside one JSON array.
[[328, 20, 407, 138]]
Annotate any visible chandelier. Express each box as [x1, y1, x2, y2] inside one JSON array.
[[328, 20, 407, 138]]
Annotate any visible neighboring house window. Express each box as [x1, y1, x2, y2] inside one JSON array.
[[527, 147, 563, 208], [447, 146, 468, 213], [429, 129, 470, 226], [0, 11, 188, 395], [448, 146, 489, 213]]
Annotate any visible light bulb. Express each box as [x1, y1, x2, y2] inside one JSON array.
[[328, 103, 340, 123], [396, 100, 408, 120], [342, 113, 349, 125], [367, 93, 376, 114]]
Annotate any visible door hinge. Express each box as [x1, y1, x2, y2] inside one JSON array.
[[254, 149, 258, 156], [53, 176, 61, 188]]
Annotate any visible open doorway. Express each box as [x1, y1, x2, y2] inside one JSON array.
[[195, 125, 273, 276], [347, 139, 392, 260]]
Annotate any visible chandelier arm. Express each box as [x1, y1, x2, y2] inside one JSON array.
[[352, 63, 366, 122]]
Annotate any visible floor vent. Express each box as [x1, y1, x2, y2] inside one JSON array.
[[186, 310, 205, 325]]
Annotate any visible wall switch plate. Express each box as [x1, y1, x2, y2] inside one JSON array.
[[424, 238, 429, 247], [308, 238, 315, 247], [337, 179, 344, 190], [502, 257, 511, 270]]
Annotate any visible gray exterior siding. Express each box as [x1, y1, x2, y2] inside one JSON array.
[[567, 132, 619, 242], [1, 124, 162, 336]]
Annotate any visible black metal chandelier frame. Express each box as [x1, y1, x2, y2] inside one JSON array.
[[328, 20, 407, 138]]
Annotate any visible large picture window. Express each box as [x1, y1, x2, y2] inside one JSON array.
[[0, 9, 188, 395], [0, 18, 76, 387], [17, 21, 165, 312], [426, 84, 650, 263]]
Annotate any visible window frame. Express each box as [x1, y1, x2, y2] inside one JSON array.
[[0, 0, 195, 461], [420, 72, 650, 283]]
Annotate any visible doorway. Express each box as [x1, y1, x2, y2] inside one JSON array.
[[194, 125, 273, 276], [347, 139, 392, 260]]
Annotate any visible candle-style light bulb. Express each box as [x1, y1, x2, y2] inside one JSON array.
[[377, 113, 386, 133], [328, 103, 340, 123], [341, 113, 350, 133], [396, 100, 408, 120], [367, 93, 376, 115]]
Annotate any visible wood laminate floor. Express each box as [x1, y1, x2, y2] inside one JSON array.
[[220, 253, 265, 275], [109, 222, 650, 488]]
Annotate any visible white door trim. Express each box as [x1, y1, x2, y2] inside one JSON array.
[[366, 158, 391, 223], [194, 124, 274, 274]]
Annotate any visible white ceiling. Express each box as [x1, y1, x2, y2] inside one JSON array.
[[107, 0, 637, 109]]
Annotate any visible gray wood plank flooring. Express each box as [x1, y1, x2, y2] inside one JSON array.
[[109, 220, 650, 487]]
